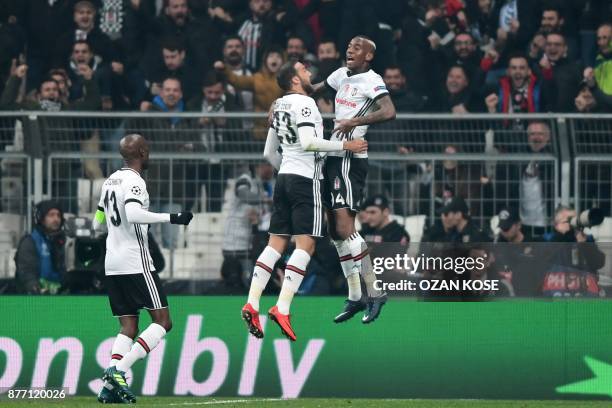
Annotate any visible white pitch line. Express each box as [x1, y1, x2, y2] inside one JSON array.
[[169, 398, 285, 406]]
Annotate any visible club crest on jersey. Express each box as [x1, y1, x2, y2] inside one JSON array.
[[301, 107, 311, 117], [351, 87, 358, 96], [131, 185, 143, 195], [334, 176, 341, 190], [343, 84, 351, 94]]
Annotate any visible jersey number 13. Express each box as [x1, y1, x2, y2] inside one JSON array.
[[103, 190, 122, 227], [273, 111, 297, 145]]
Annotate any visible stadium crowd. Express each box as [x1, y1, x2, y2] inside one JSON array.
[[0, 0, 609, 115], [1, 0, 611, 298]]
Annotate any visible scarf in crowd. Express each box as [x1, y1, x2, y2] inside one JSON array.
[[153, 95, 184, 126]]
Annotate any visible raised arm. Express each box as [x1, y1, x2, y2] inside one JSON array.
[[311, 81, 327, 95], [333, 94, 396, 135], [0, 66, 26, 110]]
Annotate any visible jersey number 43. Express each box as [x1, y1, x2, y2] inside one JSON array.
[[273, 111, 297, 145]]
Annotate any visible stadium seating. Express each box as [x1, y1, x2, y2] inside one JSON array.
[[77, 178, 105, 215], [404, 215, 426, 244]]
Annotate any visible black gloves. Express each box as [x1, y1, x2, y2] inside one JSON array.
[[170, 212, 194, 225]]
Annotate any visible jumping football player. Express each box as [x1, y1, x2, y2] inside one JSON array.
[[242, 60, 367, 341], [313, 36, 397, 324], [93, 134, 193, 403]]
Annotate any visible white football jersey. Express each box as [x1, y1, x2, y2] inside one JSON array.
[[326, 67, 388, 158], [271, 93, 326, 179], [97, 168, 155, 276]]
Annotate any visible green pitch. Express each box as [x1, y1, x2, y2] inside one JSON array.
[[2, 398, 612, 408]]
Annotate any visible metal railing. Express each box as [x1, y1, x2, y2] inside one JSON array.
[[0, 112, 611, 279]]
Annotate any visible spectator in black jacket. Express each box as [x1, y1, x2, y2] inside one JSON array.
[[367, 65, 426, 214], [0, 7, 25, 95], [53, 1, 118, 70], [222, 35, 254, 114], [235, 0, 287, 71], [17, 0, 73, 91], [423, 197, 490, 243], [537, 32, 582, 112], [495, 0, 539, 56], [145, 0, 220, 75], [433, 32, 495, 91], [0, 63, 101, 111], [313, 38, 341, 82], [97, 0, 156, 108], [187, 70, 243, 152], [144, 37, 201, 102], [15, 200, 66, 294], [538, 4, 578, 61], [360, 195, 410, 244], [492, 207, 548, 296], [433, 65, 484, 112], [383, 65, 428, 112], [465, 0, 499, 48], [65, 40, 112, 103]]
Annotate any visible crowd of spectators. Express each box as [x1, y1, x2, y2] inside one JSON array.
[[1, 0, 611, 298], [0, 0, 608, 117]]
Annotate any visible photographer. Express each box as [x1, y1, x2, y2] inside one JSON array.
[[545, 206, 605, 273], [492, 208, 547, 297], [14, 201, 67, 294]]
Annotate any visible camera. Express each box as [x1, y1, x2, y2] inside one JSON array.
[[569, 208, 604, 229]]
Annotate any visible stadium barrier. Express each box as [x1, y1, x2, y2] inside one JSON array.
[[0, 296, 611, 400], [3, 112, 612, 280]]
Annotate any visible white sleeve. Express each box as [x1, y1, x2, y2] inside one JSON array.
[[124, 176, 148, 206], [325, 68, 345, 91], [125, 201, 171, 224], [294, 97, 317, 127], [298, 125, 344, 152], [263, 127, 282, 170], [363, 73, 390, 100]]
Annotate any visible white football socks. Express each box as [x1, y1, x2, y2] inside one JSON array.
[[116, 323, 166, 373], [109, 333, 133, 367], [333, 239, 362, 301], [276, 249, 310, 314], [247, 246, 281, 311], [348, 232, 382, 297]]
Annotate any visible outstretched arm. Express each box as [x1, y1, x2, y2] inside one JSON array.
[[125, 202, 171, 224], [298, 125, 367, 153], [125, 202, 193, 225], [333, 94, 396, 134]]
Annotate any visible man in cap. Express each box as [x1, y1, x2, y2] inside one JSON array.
[[492, 207, 547, 296], [360, 195, 409, 244], [14, 201, 67, 294], [495, 207, 524, 243], [423, 197, 490, 243]]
